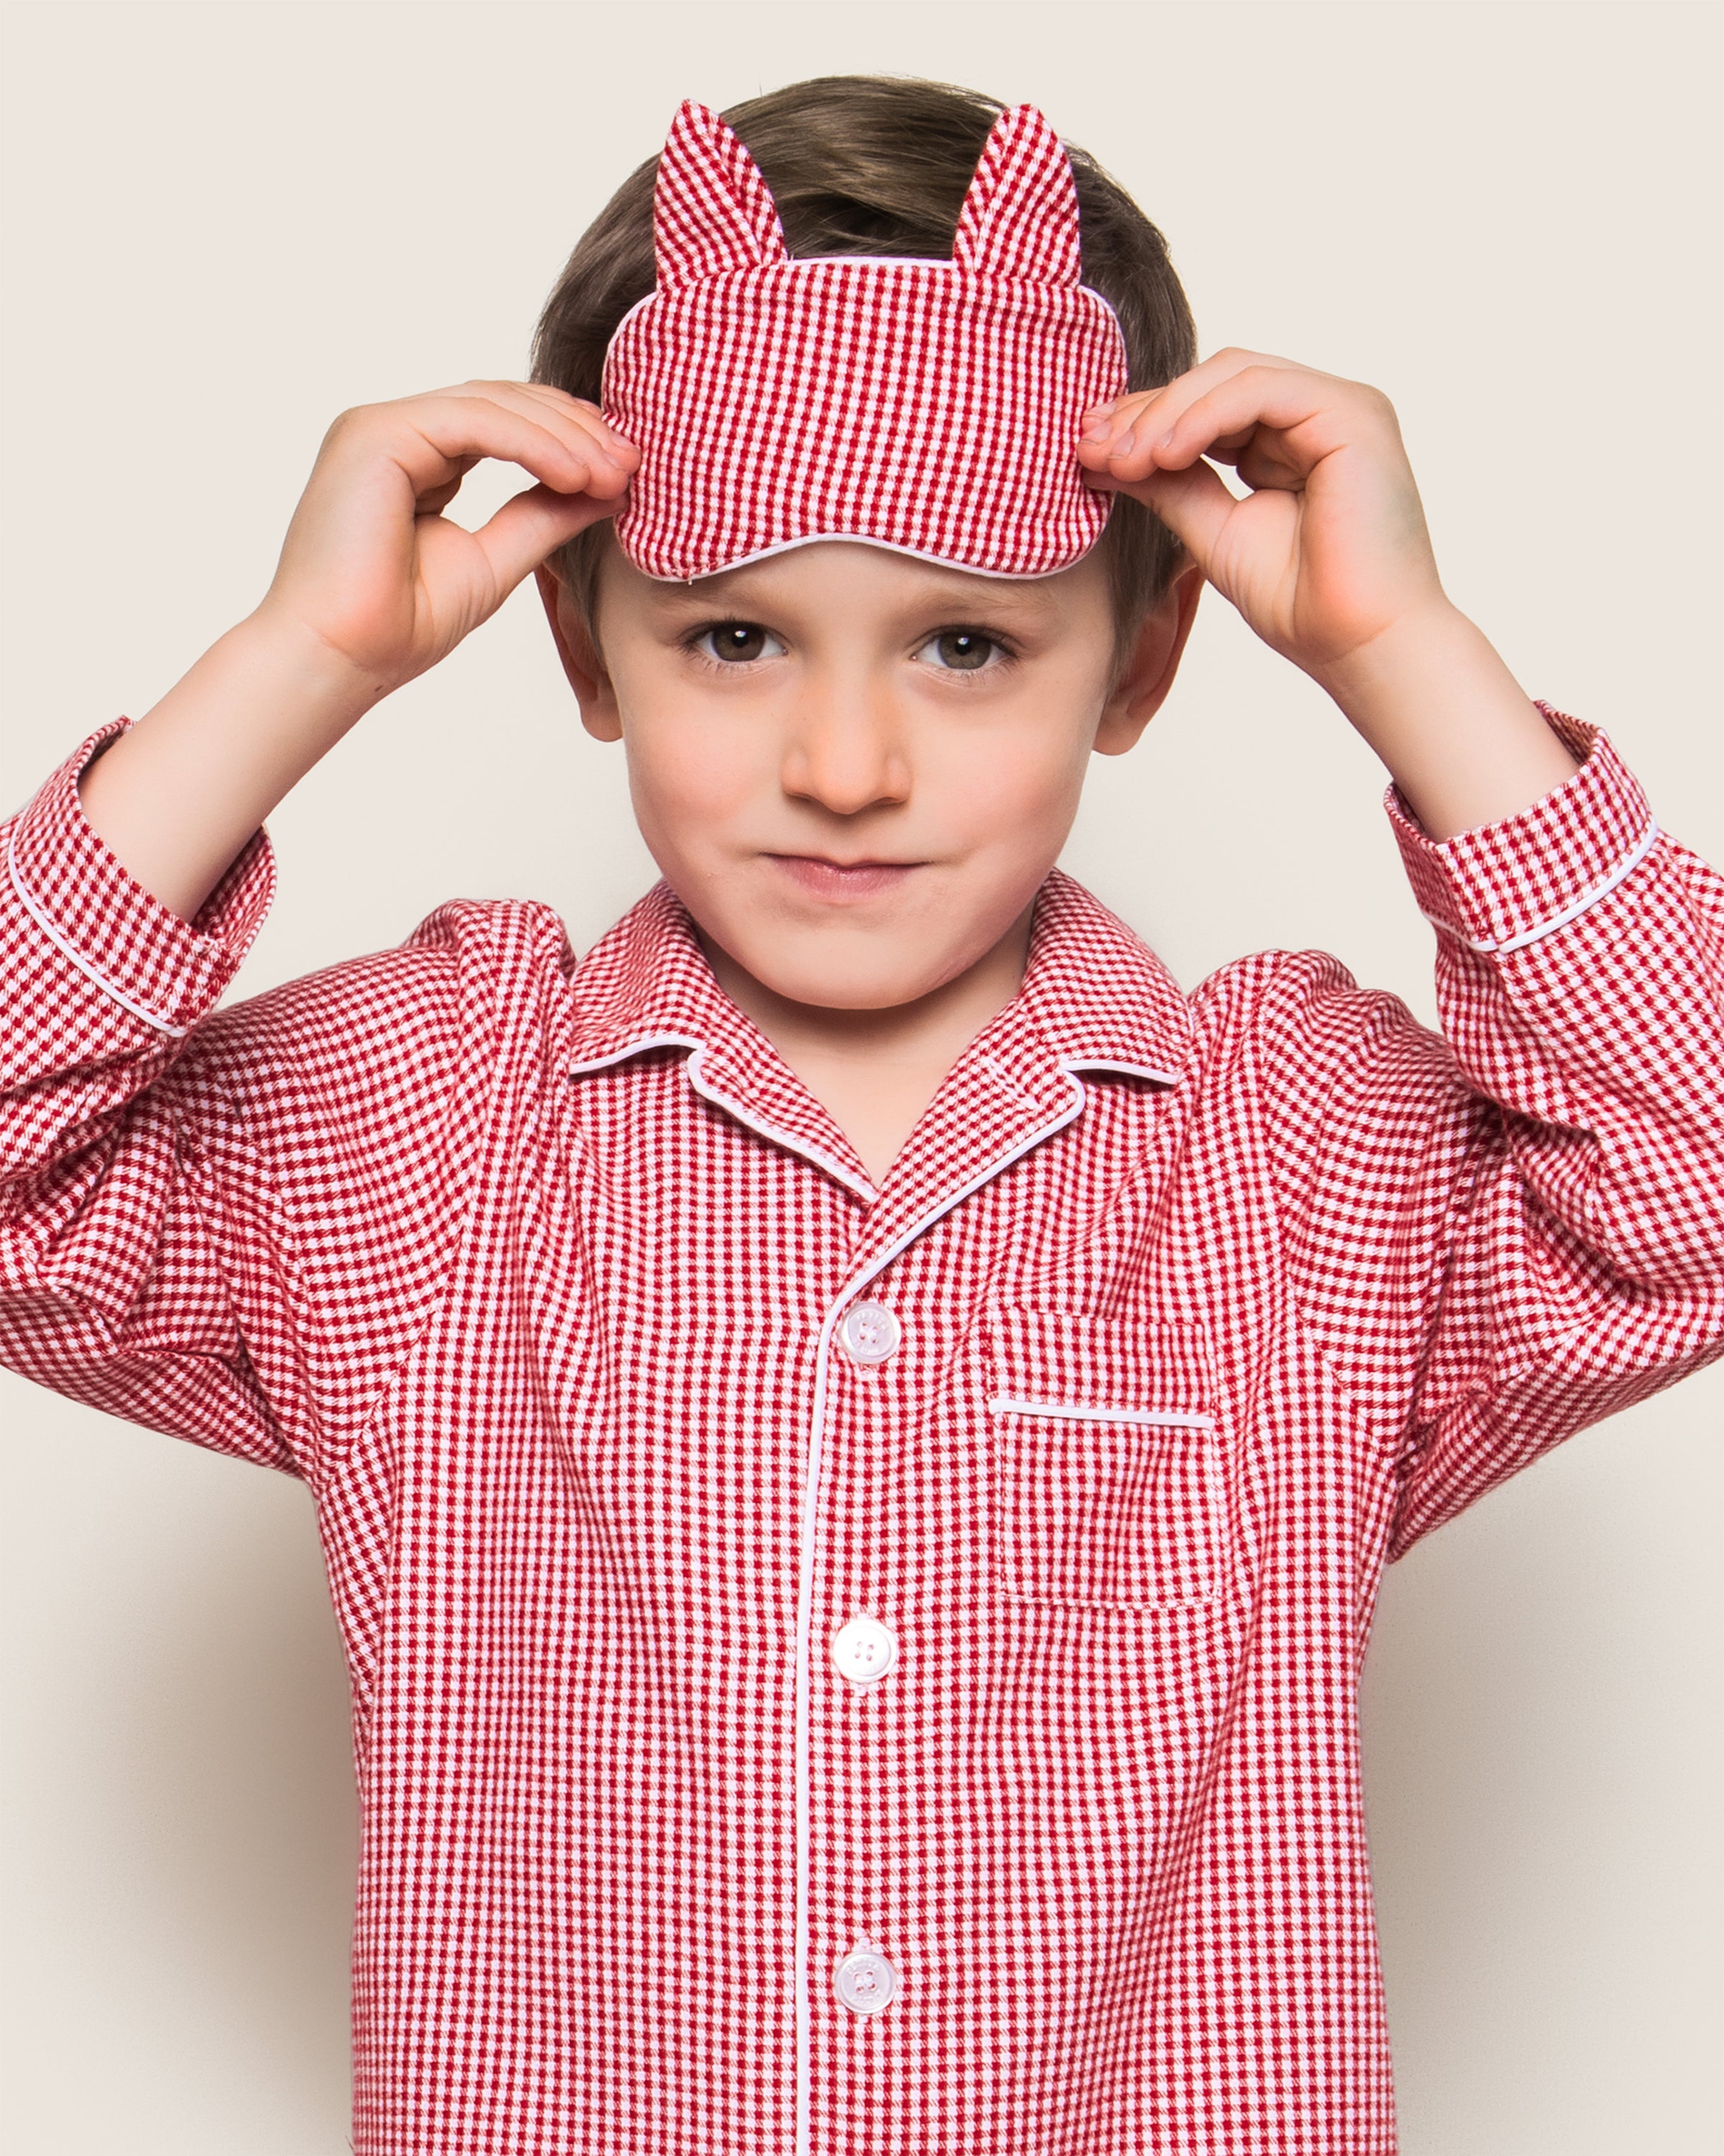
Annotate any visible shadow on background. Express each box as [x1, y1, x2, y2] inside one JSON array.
[[1, 1382, 358, 2151]]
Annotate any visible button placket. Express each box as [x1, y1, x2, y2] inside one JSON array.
[[809, 1280, 913, 2091]]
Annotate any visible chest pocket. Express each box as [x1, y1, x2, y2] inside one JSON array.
[[984, 1306, 1221, 1611]]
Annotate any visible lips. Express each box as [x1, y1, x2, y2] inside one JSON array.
[[765, 854, 922, 901]]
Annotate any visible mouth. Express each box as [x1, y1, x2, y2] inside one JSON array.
[[764, 853, 924, 901]]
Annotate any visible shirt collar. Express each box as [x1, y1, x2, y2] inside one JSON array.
[[1011, 866, 1194, 1085], [562, 869, 1193, 1095]]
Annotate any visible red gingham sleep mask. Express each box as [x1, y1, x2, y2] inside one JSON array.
[[599, 98, 1132, 582]]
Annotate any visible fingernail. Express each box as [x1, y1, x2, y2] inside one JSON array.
[[1080, 417, 1114, 440], [1115, 428, 1136, 455]]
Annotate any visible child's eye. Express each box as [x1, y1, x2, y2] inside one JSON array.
[[690, 621, 786, 666], [914, 629, 1010, 673]]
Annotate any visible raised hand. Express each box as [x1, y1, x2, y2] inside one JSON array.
[[1076, 348, 1580, 838], [1075, 347, 1446, 683], [259, 381, 638, 698], [77, 382, 638, 919]]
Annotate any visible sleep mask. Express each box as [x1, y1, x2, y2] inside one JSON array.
[[600, 98, 1131, 582]]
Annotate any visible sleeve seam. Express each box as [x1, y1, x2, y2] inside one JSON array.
[[313, 912, 512, 1479]]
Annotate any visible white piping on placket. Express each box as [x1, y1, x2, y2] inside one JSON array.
[[792, 1073, 1090, 2156]]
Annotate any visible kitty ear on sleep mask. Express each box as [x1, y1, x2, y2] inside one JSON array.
[[599, 98, 1132, 583]]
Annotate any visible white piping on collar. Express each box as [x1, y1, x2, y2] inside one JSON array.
[[565, 1030, 878, 1205], [793, 1069, 1088, 2156], [7, 820, 188, 1037], [565, 1028, 703, 1077], [684, 1050, 878, 1206]]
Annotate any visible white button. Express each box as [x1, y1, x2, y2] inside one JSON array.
[[840, 1301, 901, 1364], [831, 1612, 897, 1684], [835, 1942, 898, 2014]]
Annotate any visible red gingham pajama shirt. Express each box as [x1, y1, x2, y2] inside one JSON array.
[[4, 705, 1721, 2155]]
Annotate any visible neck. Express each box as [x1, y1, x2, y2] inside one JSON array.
[[700, 907, 1036, 1186]]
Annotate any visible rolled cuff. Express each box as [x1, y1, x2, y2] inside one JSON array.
[[6, 717, 276, 1035], [1387, 703, 1656, 956]]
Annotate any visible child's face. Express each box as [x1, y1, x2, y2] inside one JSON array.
[[542, 538, 1199, 1011]]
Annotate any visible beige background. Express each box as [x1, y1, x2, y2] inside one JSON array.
[[2, 1, 1718, 2148]]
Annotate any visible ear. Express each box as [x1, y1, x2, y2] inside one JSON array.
[[534, 563, 624, 744], [1093, 558, 1205, 756]]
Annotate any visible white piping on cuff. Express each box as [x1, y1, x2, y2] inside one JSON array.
[[1422, 820, 1660, 956], [6, 821, 188, 1037]]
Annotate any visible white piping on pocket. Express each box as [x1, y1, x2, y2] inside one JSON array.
[[988, 1397, 1216, 1431]]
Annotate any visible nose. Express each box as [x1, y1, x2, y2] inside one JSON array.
[[780, 667, 912, 816]]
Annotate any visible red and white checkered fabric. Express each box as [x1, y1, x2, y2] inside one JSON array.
[[601, 99, 1131, 580], [4, 708, 1722, 2153]]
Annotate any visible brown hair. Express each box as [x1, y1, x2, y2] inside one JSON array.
[[531, 75, 1197, 665]]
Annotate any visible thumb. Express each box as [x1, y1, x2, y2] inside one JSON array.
[[471, 481, 628, 596], [1126, 461, 1238, 580]]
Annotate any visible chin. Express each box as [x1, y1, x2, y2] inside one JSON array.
[[744, 934, 960, 1012], [705, 894, 993, 1009]]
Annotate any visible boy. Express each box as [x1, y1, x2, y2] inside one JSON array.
[[3, 71, 1719, 2156]]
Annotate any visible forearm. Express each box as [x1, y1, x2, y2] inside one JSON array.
[[77, 611, 383, 920], [1309, 601, 1580, 841]]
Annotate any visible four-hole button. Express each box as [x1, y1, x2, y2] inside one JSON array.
[[840, 1301, 900, 1364]]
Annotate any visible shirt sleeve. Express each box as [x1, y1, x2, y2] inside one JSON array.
[[1256, 703, 1724, 1558], [1, 720, 485, 1488]]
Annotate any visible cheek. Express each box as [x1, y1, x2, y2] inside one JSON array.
[[921, 705, 1092, 853], [621, 712, 764, 856]]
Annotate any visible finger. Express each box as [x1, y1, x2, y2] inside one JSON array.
[[1231, 432, 1310, 492], [437, 379, 639, 465], [1078, 348, 1307, 460], [1083, 364, 1356, 492], [1148, 366, 1350, 475], [511, 379, 634, 441], [467, 480, 628, 595], [382, 394, 635, 504]]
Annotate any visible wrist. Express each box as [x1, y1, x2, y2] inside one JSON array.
[[1307, 601, 1580, 841], [1305, 598, 1478, 734], [75, 608, 392, 922], [231, 604, 397, 739]]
